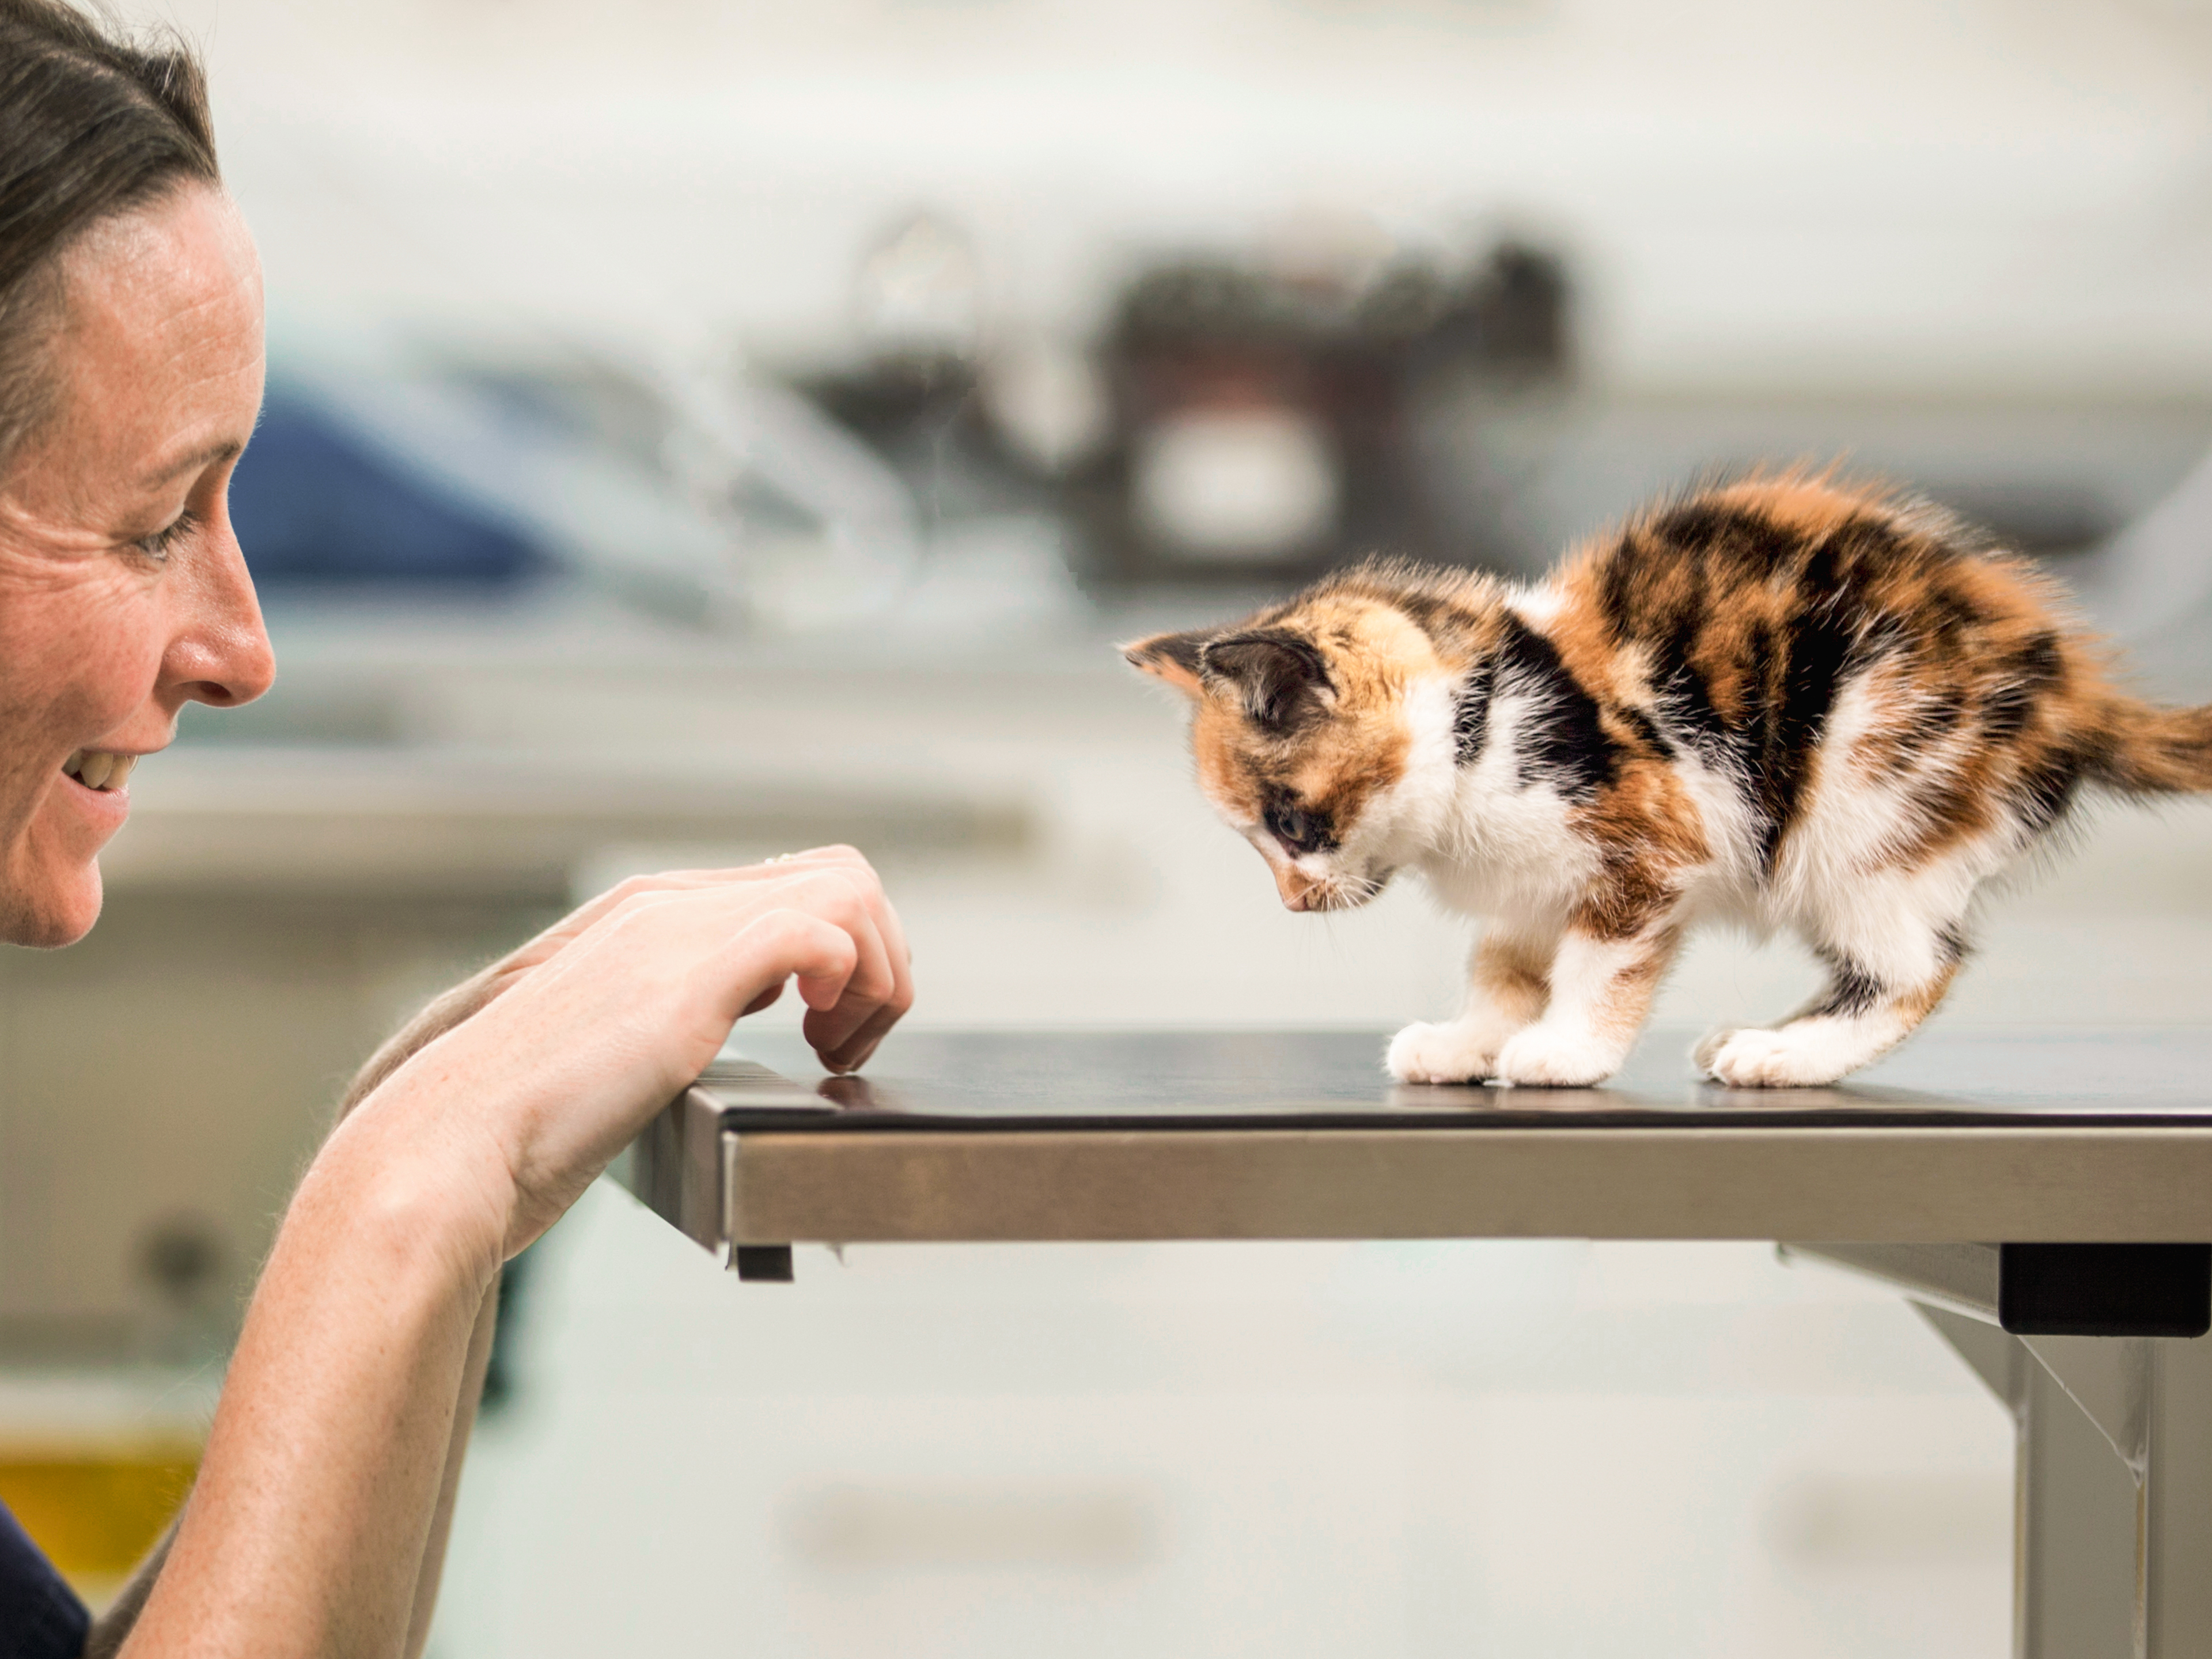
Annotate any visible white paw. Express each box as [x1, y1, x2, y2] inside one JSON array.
[[1493, 1025, 1624, 1088], [1691, 1027, 1738, 1074], [1387, 1019, 1509, 1084], [1700, 1025, 1851, 1088]]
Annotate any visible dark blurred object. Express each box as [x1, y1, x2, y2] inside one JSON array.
[[229, 389, 548, 588], [789, 231, 1574, 594], [1070, 240, 1573, 583], [135, 1212, 224, 1309], [794, 212, 1010, 532], [134, 1210, 230, 1363], [479, 1241, 535, 1415]]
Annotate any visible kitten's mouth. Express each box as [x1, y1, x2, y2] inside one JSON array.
[[1287, 869, 1394, 912], [62, 750, 138, 793]]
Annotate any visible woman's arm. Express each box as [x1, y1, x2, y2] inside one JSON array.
[[88, 952, 516, 1658], [402, 1275, 499, 1659], [102, 851, 910, 1657]]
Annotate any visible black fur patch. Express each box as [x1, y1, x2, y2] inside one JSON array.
[[1606, 527, 1729, 761], [1494, 612, 1616, 798], [1451, 659, 1494, 766], [1981, 632, 2062, 742], [1203, 630, 1334, 733], [1615, 703, 1669, 756], [2014, 744, 2090, 835], [1809, 953, 1885, 1017], [1391, 590, 1449, 638], [1754, 597, 1855, 869], [1126, 631, 1207, 677]]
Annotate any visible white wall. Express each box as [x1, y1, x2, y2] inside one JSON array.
[[110, 0, 2212, 392]]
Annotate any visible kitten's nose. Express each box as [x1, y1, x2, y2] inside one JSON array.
[[1276, 865, 1319, 910]]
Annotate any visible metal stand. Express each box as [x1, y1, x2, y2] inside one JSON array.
[[1788, 1245, 2212, 1657]]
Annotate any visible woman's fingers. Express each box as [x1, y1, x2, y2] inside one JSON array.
[[734, 907, 864, 1014], [479, 855, 912, 1135], [772, 875, 902, 1064], [770, 851, 916, 1068], [812, 997, 904, 1075], [597, 866, 897, 1059], [647, 853, 914, 1071]]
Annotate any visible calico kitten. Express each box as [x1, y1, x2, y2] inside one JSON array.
[[1124, 475, 2212, 1088]]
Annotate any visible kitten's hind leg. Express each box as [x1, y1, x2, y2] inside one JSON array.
[[1388, 921, 1558, 1084], [1699, 911, 1966, 1089]]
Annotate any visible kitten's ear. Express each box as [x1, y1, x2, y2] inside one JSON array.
[[1200, 630, 1334, 732], [1120, 631, 1210, 698]]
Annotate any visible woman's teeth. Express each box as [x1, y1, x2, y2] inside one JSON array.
[[63, 750, 135, 792]]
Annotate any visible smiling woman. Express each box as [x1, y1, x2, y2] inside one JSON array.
[[0, 0, 268, 953], [0, 4, 915, 1655], [0, 190, 272, 950]]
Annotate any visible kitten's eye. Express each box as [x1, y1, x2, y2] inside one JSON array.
[[1266, 801, 1321, 852]]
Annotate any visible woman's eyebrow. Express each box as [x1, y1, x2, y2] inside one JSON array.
[[139, 436, 243, 486]]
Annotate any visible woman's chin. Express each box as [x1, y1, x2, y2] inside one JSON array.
[[0, 856, 104, 948]]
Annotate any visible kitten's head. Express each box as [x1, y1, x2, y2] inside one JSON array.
[[1123, 593, 1446, 912]]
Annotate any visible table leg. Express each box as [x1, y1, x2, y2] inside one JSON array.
[[2141, 1332, 2212, 1653], [1918, 1305, 2135, 1657], [1917, 1305, 2212, 1656]]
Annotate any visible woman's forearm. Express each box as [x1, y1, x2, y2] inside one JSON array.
[[402, 1274, 499, 1659], [351, 994, 512, 1658], [101, 854, 912, 1654], [119, 1111, 509, 1658], [90, 988, 512, 1658]]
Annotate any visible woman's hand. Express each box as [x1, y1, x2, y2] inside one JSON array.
[[351, 849, 914, 1258], [492, 846, 913, 1070], [340, 846, 912, 1113]]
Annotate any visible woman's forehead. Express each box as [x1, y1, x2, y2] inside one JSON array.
[[41, 187, 263, 487]]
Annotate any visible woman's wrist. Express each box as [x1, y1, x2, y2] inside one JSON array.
[[310, 1078, 517, 1291], [338, 965, 509, 1118]]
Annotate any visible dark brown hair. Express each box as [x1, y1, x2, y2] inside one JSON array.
[[0, 0, 219, 464]]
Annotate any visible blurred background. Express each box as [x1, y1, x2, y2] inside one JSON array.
[[10, 0, 2212, 1652]]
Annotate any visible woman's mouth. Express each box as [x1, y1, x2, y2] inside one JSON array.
[[62, 749, 138, 793]]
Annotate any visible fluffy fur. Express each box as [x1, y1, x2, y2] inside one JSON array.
[[1124, 475, 2212, 1088]]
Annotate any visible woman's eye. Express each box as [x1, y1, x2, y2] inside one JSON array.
[[133, 509, 199, 563]]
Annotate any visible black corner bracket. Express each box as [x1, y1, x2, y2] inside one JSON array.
[[734, 1244, 796, 1283], [1998, 1243, 2212, 1338]]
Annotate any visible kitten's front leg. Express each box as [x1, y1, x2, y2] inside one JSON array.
[[1388, 922, 1557, 1084], [1492, 916, 1684, 1088]]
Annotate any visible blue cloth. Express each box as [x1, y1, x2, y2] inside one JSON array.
[[0, 1501, 86, 1659], [226, 389, 545, 589]]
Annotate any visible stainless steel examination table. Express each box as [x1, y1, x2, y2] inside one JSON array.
[[625, 1028, 2212, 1657]]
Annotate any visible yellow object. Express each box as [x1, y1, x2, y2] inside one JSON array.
[[0, 1447, 198, 1605]]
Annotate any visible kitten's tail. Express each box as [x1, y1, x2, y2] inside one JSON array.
[[2088, 698, 2212, 796]]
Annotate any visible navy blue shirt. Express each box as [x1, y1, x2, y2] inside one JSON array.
[[0, 1502, 85, 1659]]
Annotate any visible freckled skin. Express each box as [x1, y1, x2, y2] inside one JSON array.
[[1128, 475, 2212, 1087], [0, 186, 275, 946]]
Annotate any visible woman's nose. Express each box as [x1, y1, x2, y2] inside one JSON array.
[[164, 518, 275, 710]]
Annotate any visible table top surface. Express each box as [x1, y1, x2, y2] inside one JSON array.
[[713, 1028, 2212, 1133], [649, 1029, 2212, 1245]]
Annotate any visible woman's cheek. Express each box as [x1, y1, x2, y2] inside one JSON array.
[[68, 578, 171, 741]]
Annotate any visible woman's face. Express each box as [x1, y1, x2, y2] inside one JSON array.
[[0, 185, 274, 948]]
